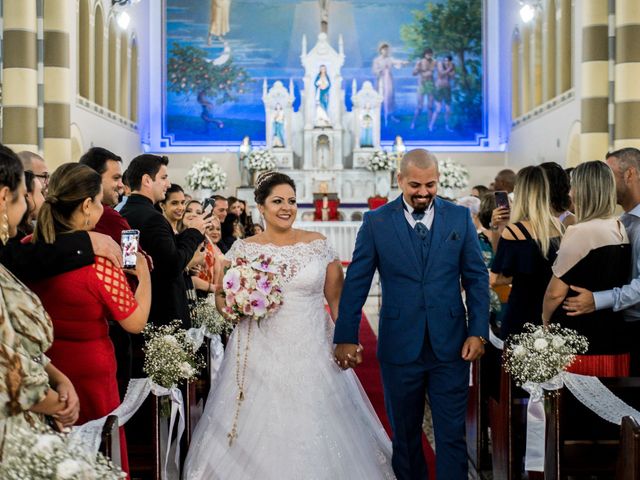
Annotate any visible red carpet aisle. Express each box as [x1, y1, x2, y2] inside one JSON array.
[[354, 313, 437, 479]]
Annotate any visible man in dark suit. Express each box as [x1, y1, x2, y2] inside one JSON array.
[[121, 154, 208, 328], [334, 149, 489, 479]]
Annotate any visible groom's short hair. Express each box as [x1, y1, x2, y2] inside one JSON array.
[[400, 149, 438, 175]]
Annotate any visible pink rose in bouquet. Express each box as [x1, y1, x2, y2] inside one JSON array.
[[222, 254, 284, 323]]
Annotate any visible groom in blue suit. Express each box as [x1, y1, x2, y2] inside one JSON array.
[[334, 149, 489, 479]]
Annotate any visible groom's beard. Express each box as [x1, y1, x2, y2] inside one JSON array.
[[411, 194, 433, 214]]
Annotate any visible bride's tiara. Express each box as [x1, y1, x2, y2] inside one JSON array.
[[255, 171, 279, 190]]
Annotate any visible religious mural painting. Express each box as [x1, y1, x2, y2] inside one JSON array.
[[163, 0, 484, 147]]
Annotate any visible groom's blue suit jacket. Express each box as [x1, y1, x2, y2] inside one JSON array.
[[334, 195, 489, 365]]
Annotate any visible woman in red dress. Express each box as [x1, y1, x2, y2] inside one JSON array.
[[28, 163, 151, 475]]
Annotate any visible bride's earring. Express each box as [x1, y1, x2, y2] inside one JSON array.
[[0, 210, 9, 245]]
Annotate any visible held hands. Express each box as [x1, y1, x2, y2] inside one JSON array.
[[562, 286, 595, 316], [334, 343, 364, 370], [52, 379, 80, 428], [461, 336, 485, 362]]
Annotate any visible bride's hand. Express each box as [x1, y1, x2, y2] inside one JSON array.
[[334, 343, 364, 370]]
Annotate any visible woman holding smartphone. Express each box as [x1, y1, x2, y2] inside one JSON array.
[[27, 163, 151, 476], [490, 166, 563, 338]]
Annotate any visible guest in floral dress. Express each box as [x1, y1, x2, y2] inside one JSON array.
[[0, 144, 79, 457]]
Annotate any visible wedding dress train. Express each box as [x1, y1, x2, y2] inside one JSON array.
[[183, 239, 394, 479]]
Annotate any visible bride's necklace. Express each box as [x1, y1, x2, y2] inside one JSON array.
[[228, 317, 253, 446]]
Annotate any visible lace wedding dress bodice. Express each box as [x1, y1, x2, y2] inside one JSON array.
[[184, 239, 395, 480]]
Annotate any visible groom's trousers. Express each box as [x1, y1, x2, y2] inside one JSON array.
[[380, 332, 469, 480]]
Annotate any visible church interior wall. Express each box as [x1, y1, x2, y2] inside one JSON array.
[[67, 0, 150, 165]]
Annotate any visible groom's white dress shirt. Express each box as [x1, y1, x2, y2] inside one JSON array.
[[402, 196, 435, 230]]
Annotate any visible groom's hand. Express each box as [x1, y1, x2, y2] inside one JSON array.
[[461, 336, 485, 362], [334, 343, 364, 370]]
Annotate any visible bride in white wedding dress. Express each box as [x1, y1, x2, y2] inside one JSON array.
[[183, 172, 394, 479]]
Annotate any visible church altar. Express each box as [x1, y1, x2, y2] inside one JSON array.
[[240, 4, 397, 206]]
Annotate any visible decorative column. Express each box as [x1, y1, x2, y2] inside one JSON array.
[[2, 0, 38, 152], [614, 0, 640, 150], [580, 0, 609, 162], [557, 0, 572, 93], [43, 0, 72, 169]]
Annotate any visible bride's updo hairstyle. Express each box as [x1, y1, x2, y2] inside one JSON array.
[[254, 171, 296, 205]]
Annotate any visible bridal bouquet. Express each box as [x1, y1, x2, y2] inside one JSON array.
[[143, 320, 205, 389], [503, 323, 589, 386], [191, 297, 234, 336], [247, 149, 277, 171], [185, 156, 228, 192], [221, 254, 284, 323], [0, 426, 125, 479], [366, 150, 395, 172]]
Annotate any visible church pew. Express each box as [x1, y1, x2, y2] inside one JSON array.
[[544, 377, 640, 479], [99, 415, 121, 468], [488, 366, 530, 480], [466, 358, 482, 476], [617, 416, 640, 480]]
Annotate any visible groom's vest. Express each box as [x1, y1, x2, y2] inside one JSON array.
[[405, 215, 435, 269]]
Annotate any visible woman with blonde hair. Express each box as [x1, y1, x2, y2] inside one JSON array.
[[491, 166, 564, 337], [543, 161, 631, 376]]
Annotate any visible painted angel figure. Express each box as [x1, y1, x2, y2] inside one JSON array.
[[208, 0, 231, 45]]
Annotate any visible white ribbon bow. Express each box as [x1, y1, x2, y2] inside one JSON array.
[[521, 374, 565, 472], [151, 384, 186, 480]]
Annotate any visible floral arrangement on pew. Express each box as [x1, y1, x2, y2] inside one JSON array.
[[247, 149, 277, 172], [143, 320, 205, 389], [503, 323, 589, 386], [190, 297, 234, 337], [185, 156, 228, 192], [0, 426, 125, 480], [365, 150, 395, 172], [221, 254, 284, 445]]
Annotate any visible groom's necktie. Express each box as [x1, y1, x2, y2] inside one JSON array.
[[412, 211, 429, 240]]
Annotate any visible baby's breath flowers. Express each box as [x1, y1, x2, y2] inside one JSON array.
[[190, 298, 234, 336], [143, 320, 205, 389], [0, 426, 125, 480], [503, 323, 589, 386]]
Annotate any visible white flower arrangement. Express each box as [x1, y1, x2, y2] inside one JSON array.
[[366, 150, 395, 172], [185, 156, 228, 192], [438, 158, 470, 190], [503, 323, 589, 386], [247, 149, 277, 171], [143, 320, 205, 389], [0, 426, 125, 479], [190, 297, 234, 336]]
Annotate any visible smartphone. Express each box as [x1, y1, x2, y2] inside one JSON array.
[[494, 191, 510, 210], [121, 229, 140, 269]]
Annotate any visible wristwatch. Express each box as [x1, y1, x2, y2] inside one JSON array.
[[477, 336, 488, 345]]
